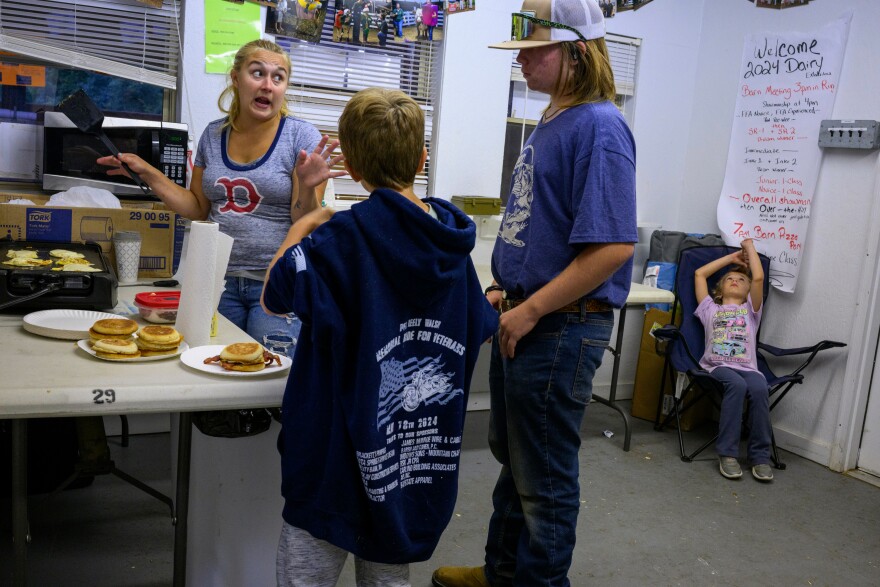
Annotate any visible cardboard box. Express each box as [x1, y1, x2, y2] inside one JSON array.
[[0, 193, 181, 279], [451, 196, 502, 216], [631, 307, 712, 431]]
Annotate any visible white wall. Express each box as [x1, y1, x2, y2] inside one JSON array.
[[178, 0, 255, 156], [177, 0, 880, 468], [593, 1, 708, 234], [678, 1, 880, 467], [433, 0, 880, 467], [430, 3, 510, 199], [432, 0, 710, 406]]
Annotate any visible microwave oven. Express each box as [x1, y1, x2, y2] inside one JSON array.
[[43, 112, 188, 198]]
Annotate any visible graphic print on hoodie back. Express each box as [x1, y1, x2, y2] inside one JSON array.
[[263, 189, 498, 564]]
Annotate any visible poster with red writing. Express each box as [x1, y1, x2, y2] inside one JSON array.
[[716, 13, 851, 292]]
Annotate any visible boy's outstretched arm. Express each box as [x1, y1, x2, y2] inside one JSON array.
[[694, 249, 748, 302], [261, 207, 335, 315], [741, 238, 764, 311]]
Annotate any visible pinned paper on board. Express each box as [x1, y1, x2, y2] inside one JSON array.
[[715, 13, 852, 293], [204, 0, 262, 74]]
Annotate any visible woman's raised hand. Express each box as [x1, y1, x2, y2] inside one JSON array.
[[295, 135, 346, 189]]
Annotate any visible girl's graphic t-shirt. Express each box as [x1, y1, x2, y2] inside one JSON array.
[[695, 294, 762, 373]]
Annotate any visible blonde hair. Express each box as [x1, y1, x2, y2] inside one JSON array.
[[553, 38, 617, 108], [338, 88, 424, 191], [712, 269, 752, 304], [218, 39, 292, 132]]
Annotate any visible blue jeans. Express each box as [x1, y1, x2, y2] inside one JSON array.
[[713, 367, 771, 465], [217, 276, 302, 359], [395, 21, 402, 36], [485, 309, 613, 587]]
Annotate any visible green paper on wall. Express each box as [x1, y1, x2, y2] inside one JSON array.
[[204, 0, 262, 74]]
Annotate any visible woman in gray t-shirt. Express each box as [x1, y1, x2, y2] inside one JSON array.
[[99, 39, 343, 357]]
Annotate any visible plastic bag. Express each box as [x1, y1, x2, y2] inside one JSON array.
[[192, 409, 273, 438], [48, 185, 122, 208]]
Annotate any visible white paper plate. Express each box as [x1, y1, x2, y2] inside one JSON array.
[[23, 309, 122, 340], [77, 339, 190, 362], [180, 344, 292, 377]]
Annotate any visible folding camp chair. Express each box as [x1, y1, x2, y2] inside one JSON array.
[[652, 245, 845, 468]]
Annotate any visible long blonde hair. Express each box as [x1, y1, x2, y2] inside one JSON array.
[[217, 39, 292, 132], [553, 38, 617, 108]]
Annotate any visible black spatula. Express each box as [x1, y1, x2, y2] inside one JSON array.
[[56, 89, 151, 196]]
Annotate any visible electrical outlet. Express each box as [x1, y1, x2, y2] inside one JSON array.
[[818, 120, 880, 149]]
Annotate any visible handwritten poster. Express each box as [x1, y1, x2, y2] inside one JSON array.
[[716, 13, 851, 292]]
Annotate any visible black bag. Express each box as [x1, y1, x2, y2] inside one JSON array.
[[0, 418, 94, 496], [192, 409, 274, 438]]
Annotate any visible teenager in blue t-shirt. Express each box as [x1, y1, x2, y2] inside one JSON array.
[[263, 88, 498, 586], [433, 1, 637, 586]]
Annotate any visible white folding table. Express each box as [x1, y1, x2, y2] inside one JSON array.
[[0, 286, 287, 587], [592, 282, 676, 451]]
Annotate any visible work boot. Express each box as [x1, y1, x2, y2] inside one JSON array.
[[432, 565, 491, 587]]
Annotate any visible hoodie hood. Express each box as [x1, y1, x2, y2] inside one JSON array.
[[351, 188, 476, 307]]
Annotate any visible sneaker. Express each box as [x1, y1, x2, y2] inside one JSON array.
[[752, 463, 774, 482], [432, 565, 491, 587], [719, 456, 743, 479]]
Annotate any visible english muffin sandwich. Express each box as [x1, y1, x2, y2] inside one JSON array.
[[93, 337, 141, 360], [135, 325, 184, 356], [203, 342, 281, 372], [89, 318, 139, 343]]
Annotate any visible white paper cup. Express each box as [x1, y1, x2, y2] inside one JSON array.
[[113, 231, 142, 284]]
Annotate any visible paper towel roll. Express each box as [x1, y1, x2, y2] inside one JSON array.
[[175, 221, 233, 347]]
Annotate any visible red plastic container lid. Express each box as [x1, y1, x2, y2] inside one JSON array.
[[134, 291, 181, 309]]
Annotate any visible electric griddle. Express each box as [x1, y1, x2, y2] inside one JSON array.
[[0, 239, 117, 311]]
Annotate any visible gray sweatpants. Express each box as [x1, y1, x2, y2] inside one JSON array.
[[276, 522, 410, 587]]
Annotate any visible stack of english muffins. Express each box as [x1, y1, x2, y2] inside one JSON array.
[[135, 325, 184, 357], [89, 318, 141, 359], [88, 318, 183, 360]]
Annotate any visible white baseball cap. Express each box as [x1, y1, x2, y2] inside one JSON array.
[[489, 0, 606, 50]]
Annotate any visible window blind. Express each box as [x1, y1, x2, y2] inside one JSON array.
[[606, 33, 639, 121], [277, 15, 443, 198], [0, 0, 181, 89], [605, 33, 639, 97]]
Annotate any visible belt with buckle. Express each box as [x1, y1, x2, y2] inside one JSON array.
[[500, 297, 612, 314]]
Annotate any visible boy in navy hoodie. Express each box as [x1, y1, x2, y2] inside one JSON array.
[[262, 87, 498, 586]]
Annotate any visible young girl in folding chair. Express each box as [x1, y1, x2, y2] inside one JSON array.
[[694, 238, 775, 482]]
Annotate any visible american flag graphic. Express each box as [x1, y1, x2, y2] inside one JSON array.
[[376, 355, 462, 429]]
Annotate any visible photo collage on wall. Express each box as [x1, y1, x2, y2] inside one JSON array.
[[265, 1, 446, 46], [266, 0, 330, 44], [600, 1, 656, 19], [445, 0, 475, 15], [748, 0, 811, 8]]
